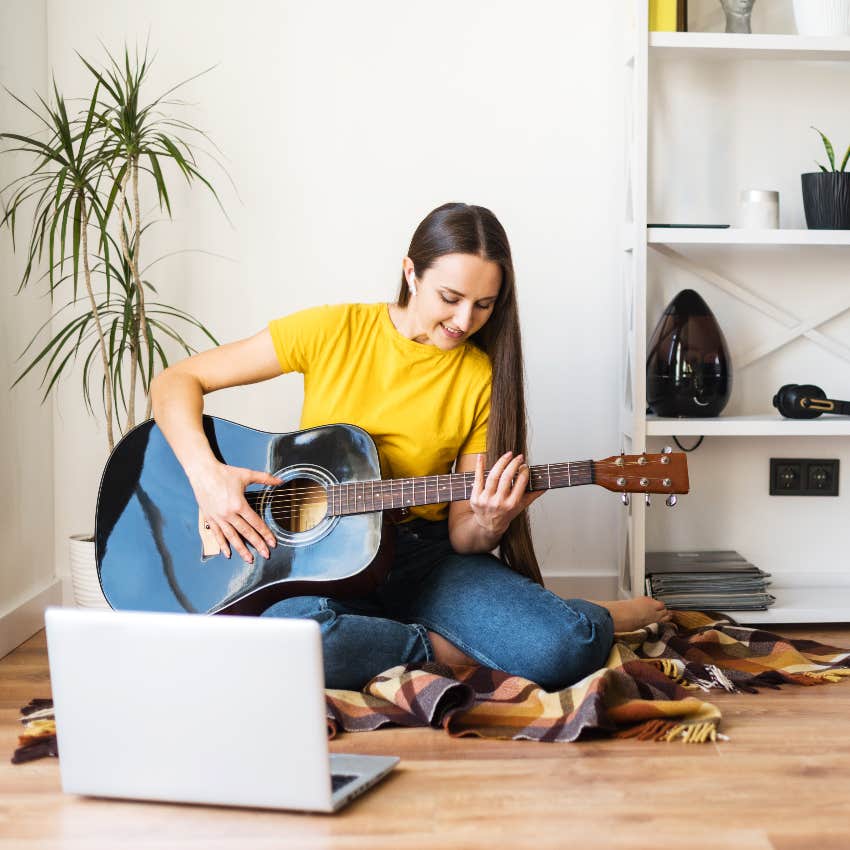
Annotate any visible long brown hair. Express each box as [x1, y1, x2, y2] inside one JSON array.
[[396, 202, 542, 585]]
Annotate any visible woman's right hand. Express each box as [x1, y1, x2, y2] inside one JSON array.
[[189, 460, 282, 563]]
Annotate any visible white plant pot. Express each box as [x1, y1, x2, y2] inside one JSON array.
[[69, 534, 110, 608], [793, 0, 850, 35]]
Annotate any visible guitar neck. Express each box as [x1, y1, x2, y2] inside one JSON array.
[[314, 461, 593, 517]]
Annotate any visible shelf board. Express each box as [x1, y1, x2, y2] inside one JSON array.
[[645, 414, 850, 437], [647, 228, 850, 246], [650, 32, 850, 61], [722, 583, 850, 625]]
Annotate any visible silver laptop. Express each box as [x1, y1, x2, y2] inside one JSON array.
[[45, 607, 399, 812]]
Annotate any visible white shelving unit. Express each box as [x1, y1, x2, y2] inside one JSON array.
[[645, 415, 850, 438], [648, 228, 850, 245], [649, 31, 850, 61], [621, 5, 850, 623]]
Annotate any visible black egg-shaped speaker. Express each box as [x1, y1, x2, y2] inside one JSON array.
[[646, 289, 732, 417]]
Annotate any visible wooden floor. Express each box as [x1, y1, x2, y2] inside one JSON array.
[[2, 626, 850, 850]]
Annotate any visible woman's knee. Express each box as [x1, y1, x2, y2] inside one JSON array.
[[260, 595, 332, 623], [522, 600, 615, 691]]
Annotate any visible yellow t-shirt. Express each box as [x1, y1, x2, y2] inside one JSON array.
[[268, 302, 491, 522]]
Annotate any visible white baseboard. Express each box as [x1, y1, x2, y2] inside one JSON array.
[[545, 573, 618, 601], [0, 579, 63, 660]]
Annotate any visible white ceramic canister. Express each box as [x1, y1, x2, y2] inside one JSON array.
[[69, 533, 110, 608], [738, 189, 780, 229], [793, 0, 850, 35]]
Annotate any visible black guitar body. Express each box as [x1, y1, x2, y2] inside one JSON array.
[[96, 417, 393, 615]]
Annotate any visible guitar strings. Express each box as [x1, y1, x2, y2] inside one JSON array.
[[244, 461, 595, 495], [241, 460, 668, 503], [244, 461, 598, 498], [247, 468, 593, 505], [240, 457, 672, 492], [238, 462, 677, 519], [255, 482, 665, 503], [241, 459, 665, 499]]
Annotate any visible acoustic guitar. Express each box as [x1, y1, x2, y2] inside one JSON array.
[[95, 417, 689, 615]]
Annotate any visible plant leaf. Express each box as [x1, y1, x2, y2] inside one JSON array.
[[147, 151, 171, 216], [811, 126, 836, 171], [71, 192, 82, 297]]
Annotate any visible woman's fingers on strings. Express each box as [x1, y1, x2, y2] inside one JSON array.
[[205, 510, 254, 563], [248, 469, 283, 487], [474, 453, 486, 494], [513, 460, 540, 509], [221, 517, 255, 564], [234, 469, 281, 494], [496, 454, 525, 502], [231, 514, 270, 560], [229, 511, 277, 561], [484, 451, 513, 494], [242, 504, 276, 551], [232, 468, 279, 553]]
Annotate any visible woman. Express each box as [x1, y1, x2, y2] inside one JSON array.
[[150, 202, 669, 691]]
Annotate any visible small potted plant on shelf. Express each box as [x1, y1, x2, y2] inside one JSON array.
[[801, 127, 850, 230], [0, 45, 228, 606]]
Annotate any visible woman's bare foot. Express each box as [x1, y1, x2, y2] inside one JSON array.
[[590, 597, 673, 632], [427, 630, 477, 666]]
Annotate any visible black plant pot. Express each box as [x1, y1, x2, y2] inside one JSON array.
[[801, 172, 850, 230], [646, 289, 732, 418]]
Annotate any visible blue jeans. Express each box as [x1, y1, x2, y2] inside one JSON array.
[[261, 519, 614, 691]]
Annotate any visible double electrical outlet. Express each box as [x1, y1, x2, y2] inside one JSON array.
[[770, 458, 840, 496]]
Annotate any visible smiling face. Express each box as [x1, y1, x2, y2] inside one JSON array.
[[401, 253, 502, 350]]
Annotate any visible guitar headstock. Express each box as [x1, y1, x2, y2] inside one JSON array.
[[594, 449, 689, 505]]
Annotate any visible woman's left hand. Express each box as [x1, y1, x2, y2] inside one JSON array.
[[470, 451, 544, 536]]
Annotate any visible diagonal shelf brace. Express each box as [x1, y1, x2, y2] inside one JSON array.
[[651, 244, 850, 368], [737, 297, 850, 368]]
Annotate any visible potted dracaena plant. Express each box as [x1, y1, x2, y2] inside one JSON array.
[[801, 127, 850, 230], [0, 45, 228, 606]]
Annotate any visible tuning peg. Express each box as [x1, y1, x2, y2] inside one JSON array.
[[665, 494, 678, 507], [621, 492, 630, 507], [662, 446, 673, 454], [644, 493, 651, 506]]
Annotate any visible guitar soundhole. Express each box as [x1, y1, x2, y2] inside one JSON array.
[[270, 477, 328, 533]]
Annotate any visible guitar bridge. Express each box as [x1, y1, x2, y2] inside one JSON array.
[[198, 511, 219, 559]]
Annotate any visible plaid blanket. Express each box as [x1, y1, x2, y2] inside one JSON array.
[[13, 611, 850, 762], [325, 611, 850, 744], [12, 699, 57, 764]]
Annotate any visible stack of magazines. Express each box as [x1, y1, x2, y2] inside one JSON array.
[[645, 550, 775, 611]]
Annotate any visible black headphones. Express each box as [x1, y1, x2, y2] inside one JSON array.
[[772, 384, 850, 419]]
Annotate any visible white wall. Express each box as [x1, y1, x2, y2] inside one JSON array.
[[4, 0, 845, 615], [0, 0, 60, 651], [4, 0, 845, 614], [38, 1, 627, 587]]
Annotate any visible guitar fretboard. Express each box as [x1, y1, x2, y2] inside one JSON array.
[[311, 462, 593, 517]]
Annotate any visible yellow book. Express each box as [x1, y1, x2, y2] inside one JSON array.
[[649, 0, 683, 32]]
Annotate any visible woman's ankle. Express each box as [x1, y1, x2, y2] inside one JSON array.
[[589, 597, 670, 632]]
